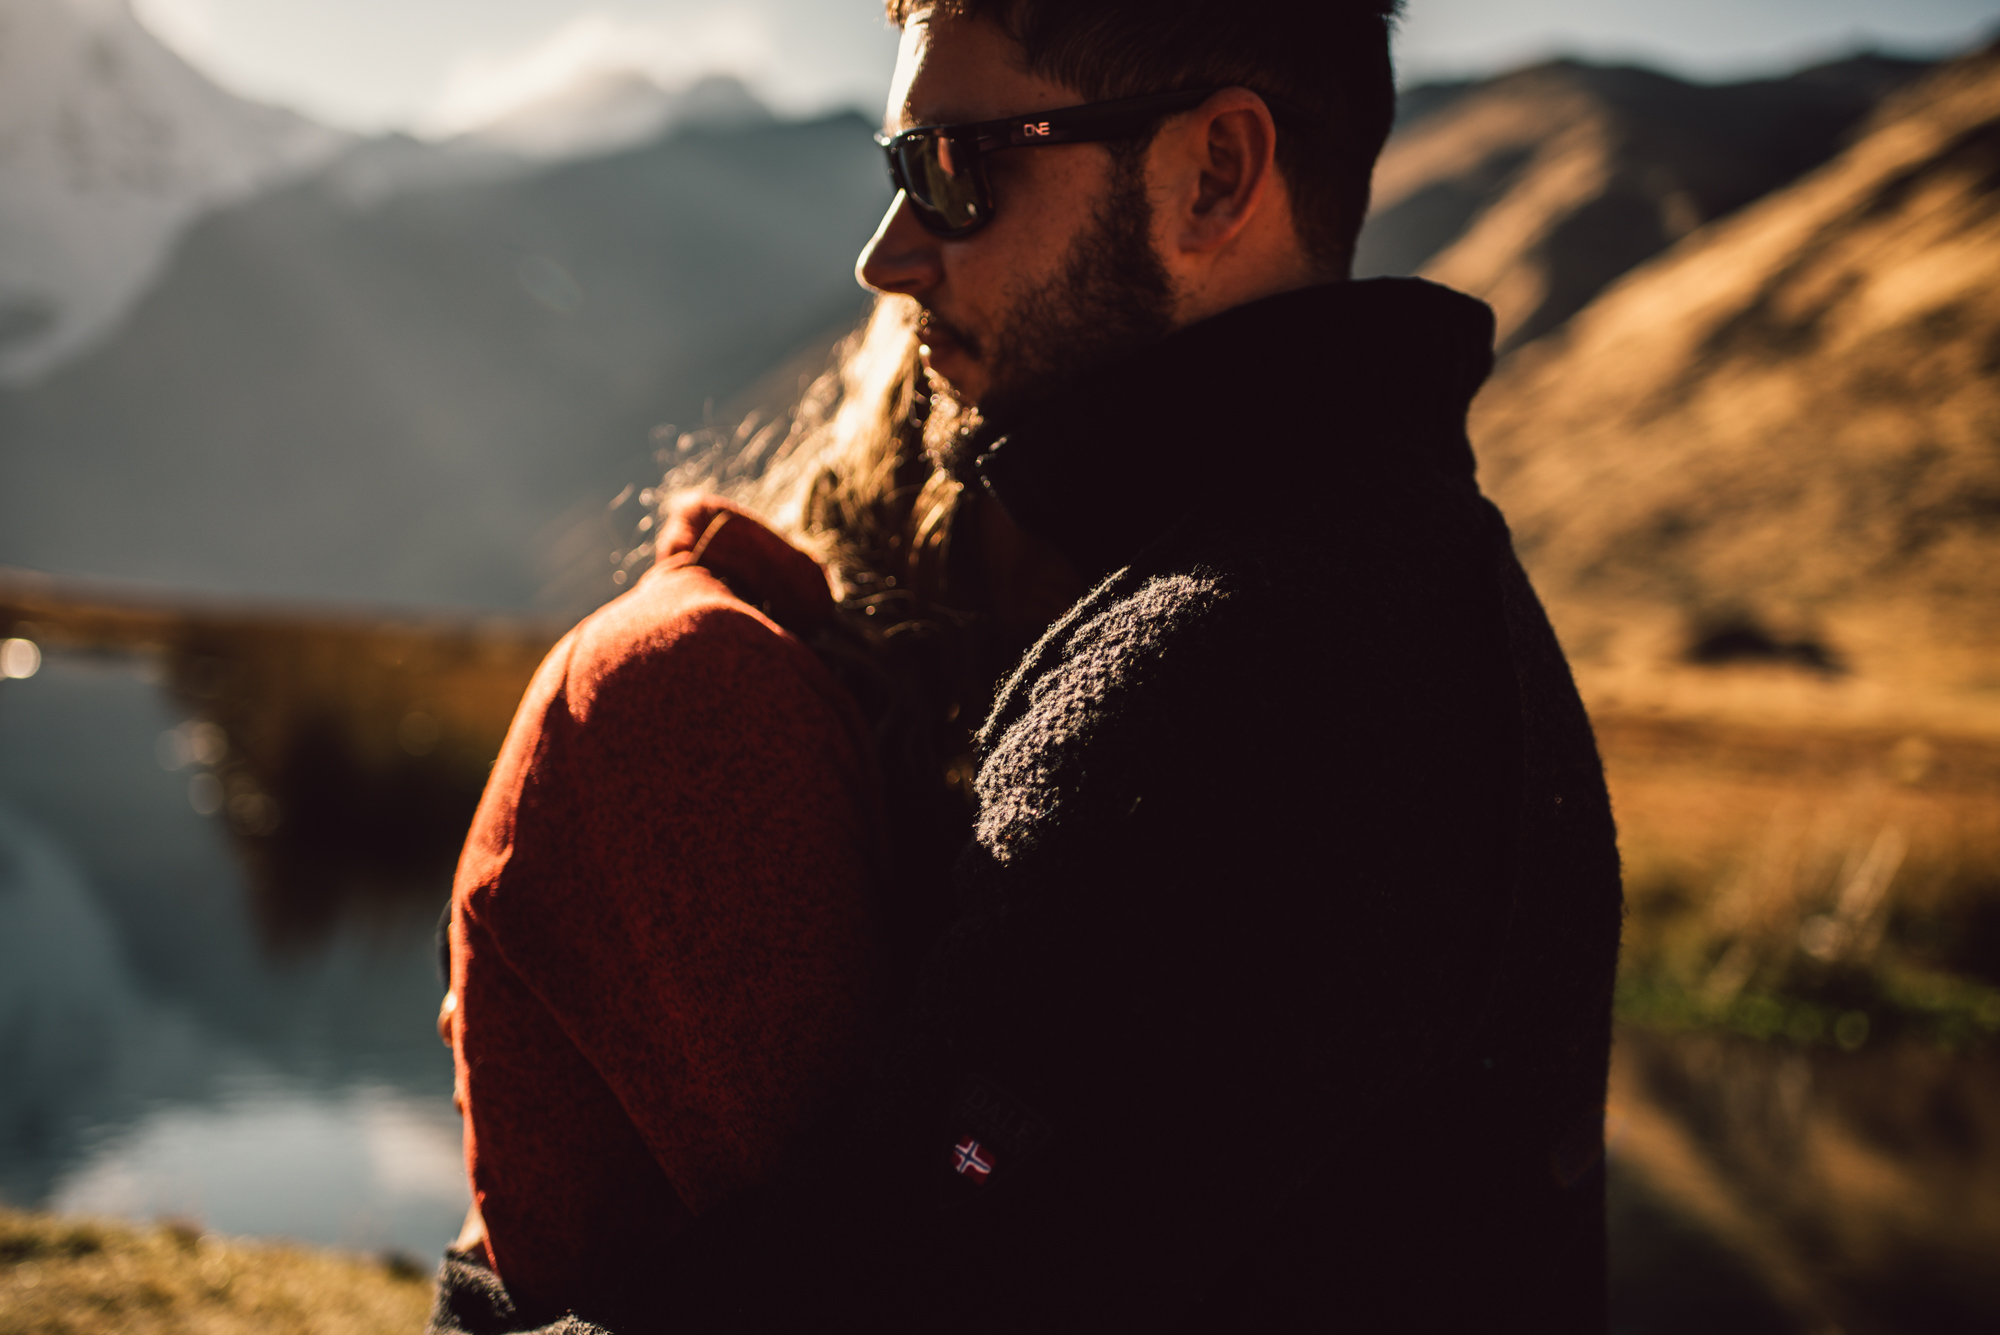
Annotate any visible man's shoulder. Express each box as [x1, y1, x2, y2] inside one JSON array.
[[981, 562, 1238, 743], [1041, 565, 1236, 678], [1046, 467, 1505, 668], [975, 471, 1530, 816]]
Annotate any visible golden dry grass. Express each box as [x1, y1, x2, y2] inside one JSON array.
[[1588, 666, 2000, 1052], [0, 1210, 433, 1335], [1473, 46, 2000, 705]]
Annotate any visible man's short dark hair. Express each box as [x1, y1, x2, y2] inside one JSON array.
[[885, 0, 1403, 275]]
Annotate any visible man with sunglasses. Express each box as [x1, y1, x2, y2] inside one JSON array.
[[739, 1, 1615, 1328], [840, 1, 1619, 1324], [433, 2, 1621, 1331]]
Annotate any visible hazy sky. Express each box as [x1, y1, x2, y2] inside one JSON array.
[[129, 0, 2000, 135]]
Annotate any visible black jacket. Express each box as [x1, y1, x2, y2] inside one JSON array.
[[432, 279, 1623, 1335]]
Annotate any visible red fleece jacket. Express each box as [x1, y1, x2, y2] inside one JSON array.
[[446, 496, 885, 1318]]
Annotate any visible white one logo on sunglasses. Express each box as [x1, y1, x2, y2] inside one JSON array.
[[1023, 121, 1052, 137]]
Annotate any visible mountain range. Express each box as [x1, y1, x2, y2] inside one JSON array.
[[1354, 54, 1932, 350], [1, 0, 1991, 682], [1468, 40, 2000, 706], [0, 110, 887, 610]]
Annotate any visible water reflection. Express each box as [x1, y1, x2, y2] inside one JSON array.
[[49, 1075, 462, 1252], [0, 654, 467, 1255]]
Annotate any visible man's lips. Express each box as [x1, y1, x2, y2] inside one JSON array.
[[917, 311, 979, 373]]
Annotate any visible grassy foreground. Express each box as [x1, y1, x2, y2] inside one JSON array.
[[1585, 676, 2000, 1057], [0, 1209, 433, 1335]]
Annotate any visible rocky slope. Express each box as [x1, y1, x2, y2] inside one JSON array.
[[1469, 42, 2000, 704], [1357, 56, 1930, 350]]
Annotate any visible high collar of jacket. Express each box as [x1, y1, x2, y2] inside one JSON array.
[[973, 277, 1497, 582]]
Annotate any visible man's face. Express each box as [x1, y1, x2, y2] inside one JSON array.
[[857, 10, 1173, 421]]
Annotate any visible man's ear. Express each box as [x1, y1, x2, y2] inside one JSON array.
[[1161, 88, 1281, 257]]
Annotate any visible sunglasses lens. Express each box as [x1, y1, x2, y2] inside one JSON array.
[[894, 132, 984, 234]]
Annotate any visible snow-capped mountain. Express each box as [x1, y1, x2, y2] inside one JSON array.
[[0, 0, 348, 384], [456, 70, 774, 163]]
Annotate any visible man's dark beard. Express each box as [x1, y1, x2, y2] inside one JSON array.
[[925, 150, 1175, 475]]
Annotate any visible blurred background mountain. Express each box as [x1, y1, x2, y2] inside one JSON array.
[[0, 0, 347, 384], [0, 0, 885, 612]]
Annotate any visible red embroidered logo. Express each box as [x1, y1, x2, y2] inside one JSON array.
[[952, 1137, 994, 1181]]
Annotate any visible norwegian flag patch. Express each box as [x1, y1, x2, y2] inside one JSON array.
[[936, 1075, 1050, 1208], [952, 1137, 994, 1182]]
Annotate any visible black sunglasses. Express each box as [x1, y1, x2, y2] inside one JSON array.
[[876, 87, 1222, 238]]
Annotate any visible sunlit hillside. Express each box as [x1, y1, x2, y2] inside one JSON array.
[[1444, 54, 2000, 1324], [1471, 40, 2000, 725], [1357, 55, 1929, 349]]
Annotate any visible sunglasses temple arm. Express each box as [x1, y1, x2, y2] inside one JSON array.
[[1001, 89, 1218, 147]]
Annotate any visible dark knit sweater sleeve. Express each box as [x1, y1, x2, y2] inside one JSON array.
[[447, 507, 885, 1325]]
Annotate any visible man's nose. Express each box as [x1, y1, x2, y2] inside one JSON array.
[[857, 191, 943, 297]]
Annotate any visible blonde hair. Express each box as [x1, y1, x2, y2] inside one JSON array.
[[654, 296, 993, 829], [661, 295, 972, 611]]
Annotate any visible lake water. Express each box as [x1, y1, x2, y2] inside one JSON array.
[[0, 651, 466, 1258]]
